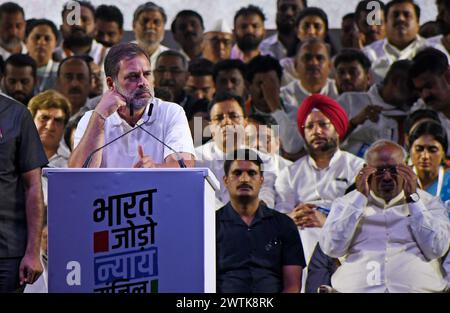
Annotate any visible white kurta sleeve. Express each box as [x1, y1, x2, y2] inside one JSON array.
[[271, 109, 304, 154], [274, 167, 296, 214], [319, 191, 367, 258]]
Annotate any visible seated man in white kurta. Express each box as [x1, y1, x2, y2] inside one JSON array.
[[69, 43, 195, 168], [275, 95, 364, 290], [320, 140, 450, 293]]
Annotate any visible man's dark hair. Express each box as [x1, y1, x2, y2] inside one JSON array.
[[246, 55, 282, 83], [224, 149, 263, 176], [234, 5, 266, 25], [208, 91, 244, 113], [62, 1, 96, 19], [171, 10, 204, 34], [248, 113, 278, 127], [95, 4, 124, 29], [104, 42, 149, 80], [25, 18, 59, 41], [5, 54, 37, 78], [188, 58, 214, 77], [186, 98, 210, 121], [57, 55, 91, 79], [385, 0, 420, 21], [334, 48, 372, 73], [277, 0, 308, 8], [408, 120, 448, 153], [213, 59, 246, 83], [155, 49, 188, 71], [342, 13, 356, 22], [410, 47, 449, 78], [0, 2, 24, 20], [296, 37, 331, 58], [383, 59, 413, 85], [296, 7, 329, 31], [355, 0, 385, 21], [404, 109, 440, 135], [133, 2, 167, 25]]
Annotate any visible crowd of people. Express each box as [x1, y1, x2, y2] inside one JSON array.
[[0, 0, 449, 293]]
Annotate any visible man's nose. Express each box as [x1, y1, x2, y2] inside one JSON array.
[[13, 82, 24, 91]]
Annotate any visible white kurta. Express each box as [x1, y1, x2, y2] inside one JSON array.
[[320, 189, 450, 293], [271, 79, 338, 154], [259, 33, 288, 61]]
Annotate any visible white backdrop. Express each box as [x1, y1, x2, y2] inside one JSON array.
[[0, 0, 438, 30]]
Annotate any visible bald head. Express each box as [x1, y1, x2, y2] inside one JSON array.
[[364, 140, 406, 166]]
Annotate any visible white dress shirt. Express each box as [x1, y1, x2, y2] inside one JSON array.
[[426, 35, 450, 63], [195, 141, 278, 209], [55, 40, 109, 66], [338, 84, 409, 157], [259, 33, 288, 61], [363, 36, 428, 82], [320, 189, 450, 293], [148, 44, 169, 70], [74, 97, 196, 167], [271, 79, 338, 154]]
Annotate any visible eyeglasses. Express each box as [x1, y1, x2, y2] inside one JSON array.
[[211, 113, 243, 123], [302, 121, 331, 130], [374, 166, 397, 177]]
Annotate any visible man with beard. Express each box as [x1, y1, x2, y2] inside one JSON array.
[[230, 5, 266, 63], [275, 94, 364, 291], [363, 0, 427, 82], [94, 4, 124, 48], [132, 2, 168, 71], [338, 60, 418, 157], [56, 1, 108, 67], [260, 0, 307, 60], [171, 10, 204, 61], [410, 48, 450, 156], [334, 49, 372, 95], [68, 43, 195, 168], [354, 0, 386, 48], [264, 38, 338, 155], [320, 140, 450, 293], [154, 50, 189, 107], [427, 0, 450, 63], [1, 54, 36, 106], [56, 56, 91, 117], [216, 148, 305, 293], [0, 2, 27, 61]]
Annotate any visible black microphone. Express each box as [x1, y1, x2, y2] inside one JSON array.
[[136, 117, 187, 169], [82, 103, 154, 168]]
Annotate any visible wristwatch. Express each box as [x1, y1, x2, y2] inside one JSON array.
[[406, 192, 420, 203]]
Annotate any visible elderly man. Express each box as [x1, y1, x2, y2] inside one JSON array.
[[320, 140, 450, 293], [132, 2, 169, 70], [171, 10, 204, 61], [410, 47, 450, 156], [216, 149, 305, 293], [363, 0, 427, 81], [68, 43, 195, 168], [265, 38, 338, 155], [0, 2, 27, 60], [203, 19, 233, 64], [275, 95, 364, 289]]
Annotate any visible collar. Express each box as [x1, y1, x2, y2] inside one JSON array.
[[369, 189, 405, 208], [109, 99, 157, 128], [307, 149, 342, 170], [384, 35, 424, 57], [297, 78, 335, 97], [220, 201, 273, 226]]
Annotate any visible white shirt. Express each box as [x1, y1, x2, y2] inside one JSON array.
[[195, 141, 277, 209], [74, 98, 195, 167], [320, 189, 450, 293], [275, 149, 364, 262], [259, 33, 288, 61], [279, 57, 297, 87], [426, 35, 450, 63], [56, 40, 109, 66], [363, 36, 428, 82], [42, 145, 70, 206], [0, 42, 27, 61], [338, 84, 409, 157], [271, 79, 338, 154]]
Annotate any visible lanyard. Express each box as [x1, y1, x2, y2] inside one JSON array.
[[38, 59, 53, 93], [414, 165, 444, 197]]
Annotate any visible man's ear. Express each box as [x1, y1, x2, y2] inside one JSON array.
[[106, 77, 114, 90], [223, 175, 229, 188]]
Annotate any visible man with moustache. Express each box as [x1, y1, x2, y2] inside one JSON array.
[[320, 140, 450, 293], [0, 2, 27, 60], [216, 149, 305, 293], [1, 54, 36, 106], [334, 49, 372, 95], [260, 0, 307, 60], [363, 0, 427, 81], [68, 43, 195, 168], [410, 48, 450, 156], [275, 95, 364, 289], [230, 5, 267, 63], [94, 4, 124, 48], [171, 10, 204, 61], [202, 19, 234, 64], [55, 1, 108, 67], [354, 0, 386, 48]]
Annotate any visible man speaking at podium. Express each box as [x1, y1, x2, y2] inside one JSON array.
[[68, 43, 195, 168]]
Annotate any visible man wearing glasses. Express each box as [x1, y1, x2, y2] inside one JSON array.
[[320, 139, 450, 292], [195, 92, 277, 209]]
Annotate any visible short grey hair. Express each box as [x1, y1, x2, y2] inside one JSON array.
[[133, 2, 167, 25], [363, 139, 408, 163], [104, 42, 150, 80]]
